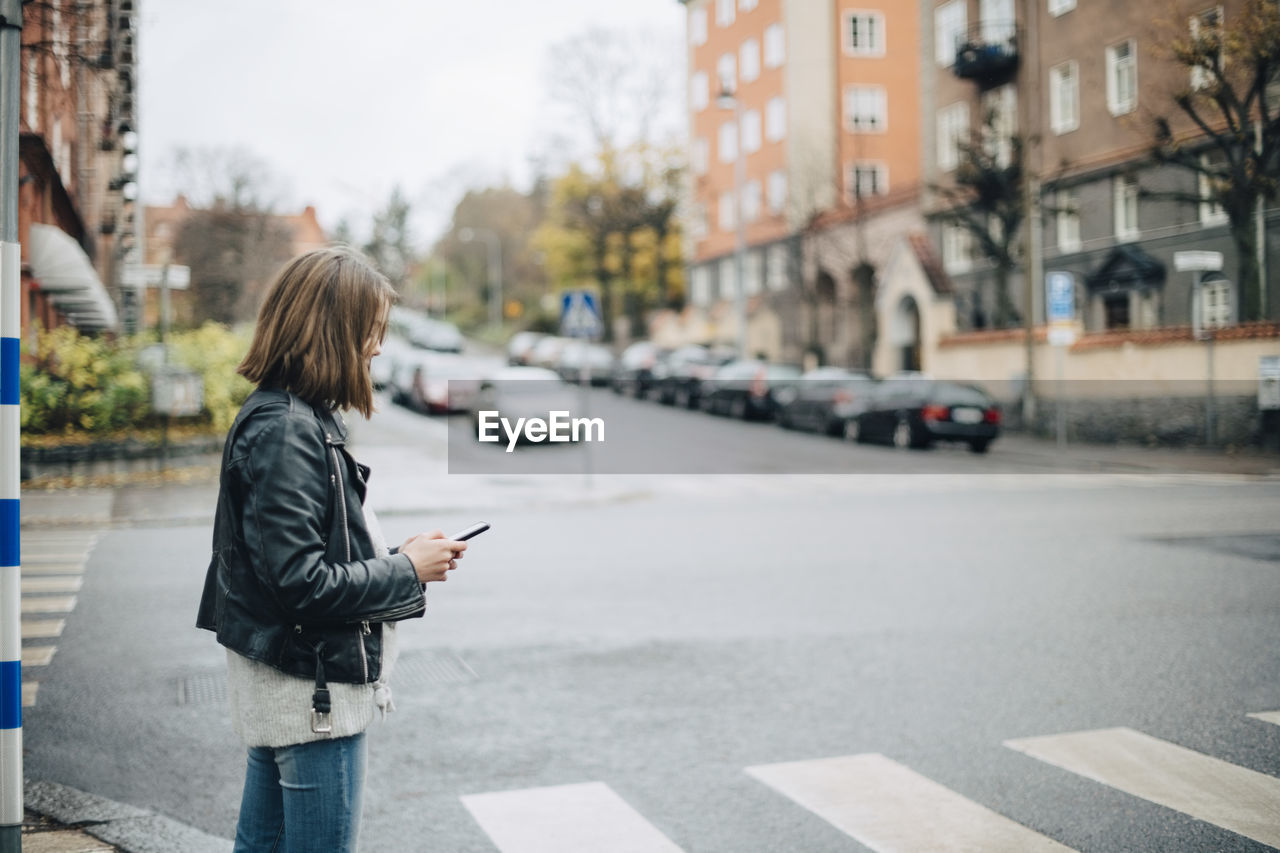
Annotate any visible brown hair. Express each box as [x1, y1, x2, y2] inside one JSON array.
[[238, 246, 395, 418]]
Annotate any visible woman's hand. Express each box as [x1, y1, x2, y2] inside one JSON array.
[[400, 530, 466, 583]]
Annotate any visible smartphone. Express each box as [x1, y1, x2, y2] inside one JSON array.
[[450, 522, 490, 542]]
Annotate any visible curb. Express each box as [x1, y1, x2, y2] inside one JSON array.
[[25, 781, 231, 853]]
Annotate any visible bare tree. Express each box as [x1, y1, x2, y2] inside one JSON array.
[[1148, 0, 1280, 321]]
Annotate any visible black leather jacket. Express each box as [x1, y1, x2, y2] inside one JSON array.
[[196, 388, 426, 707]]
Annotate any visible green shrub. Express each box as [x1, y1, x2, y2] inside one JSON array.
[[20, 322, 252, 438]]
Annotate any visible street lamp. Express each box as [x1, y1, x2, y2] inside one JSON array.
[[458, 226, 503, 330], [717, 86, 749, 359]]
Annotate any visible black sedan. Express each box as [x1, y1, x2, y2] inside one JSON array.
[[851, 377, 1001, 452], [774, 367, 877, 436], [700, 359, 803, 420], [651, 344, 737, 407]]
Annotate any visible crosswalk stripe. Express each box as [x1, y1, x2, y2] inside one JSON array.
[[747, 754, 1076, 853], [1005, 727, 1280, 848], [22, 646, 54, 667], [21, 577, 82, 594], [461, 782, 686, 853], [19, 562, 84, 576], [21, 596, 77, 614], [1247, 711, 1280, 727], [21, 553, 91, 564], [20, 619, 64, 640], [21, 681, 36, 708]]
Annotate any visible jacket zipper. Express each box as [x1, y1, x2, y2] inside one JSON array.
[[329, 441, 352, 562], [357, 620, 370, 682]]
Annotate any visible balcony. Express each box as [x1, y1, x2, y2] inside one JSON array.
[[953, 22, 1019, 85]]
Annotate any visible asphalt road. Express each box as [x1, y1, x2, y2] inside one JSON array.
[[21, 393, 1280, 852]]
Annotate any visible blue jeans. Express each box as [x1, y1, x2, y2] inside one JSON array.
[[233, 733, 368, 853]]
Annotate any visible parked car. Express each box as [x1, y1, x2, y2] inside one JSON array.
[[528, 335, 571, 370], [556, 340, 615, 385], [611, 341, 670, 397], [370, 334, 412, 391], [389, 308, 464, 354], [507, 331, 545, 366], [469, 366, 578, 444], [388, 350, 486, 414], [852, 378, 1001, 452], [651, 345, 737, 407], [699, 359, 803, 420], [774, 367, 877, 436]]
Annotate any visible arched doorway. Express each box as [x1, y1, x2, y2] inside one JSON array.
[[891, 295, 922, 372]]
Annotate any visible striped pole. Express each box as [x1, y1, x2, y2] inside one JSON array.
[[0, 1, 23, 850]]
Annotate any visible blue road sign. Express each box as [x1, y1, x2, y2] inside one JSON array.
[[561, 290, 603, 339], [1045, 271, 1075, 324]]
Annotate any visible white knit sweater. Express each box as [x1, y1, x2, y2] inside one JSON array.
[[225, 504, 413, 748]]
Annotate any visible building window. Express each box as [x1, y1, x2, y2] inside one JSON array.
[[1190, 6, 1224, 91], [741, 109, 762, 153], [744, 250, 763, 295], [691, 265, 712, 305], [717, 53, 737, 93], [935, 0, 967, 66], [1049, 60, 1079, 134], [1199, 159, 1229, 226], [1106, 40, 1138, 115], [766, 96, 786, 142], [690, 8, 708, 46], [845, 85, 887, 133], [691, 137, 710, 175], [1055, 190, 1082, 252], [689, 204, 709, 241], [767, 243, 788, 289], [1048, 0, 1076, 15], [719, 257, 738, 299], [741, 38, 760, 82], [764, 23, 786, 68], [743, 180, 762, 223], [849, 162, 889, 200], [844, 11, 886, 56], [937, 102, 969, 172], [1113, 176, 1139, 241], [691, 71, 709, 112], [740, 0, 758, 10], [717, 0, 735, 27], [718, 121, 738, 163], [768, 170, 787, 215], [719, 191, 737, 232], [942, 222, 973, 273], [24, 54, 38, 130]]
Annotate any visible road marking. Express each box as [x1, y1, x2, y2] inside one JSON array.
[[21, 596, 77, 614], [462, 782, 686, 853], [21, 576, 82, 594], [20, 553, 92, 563], [20, 619, 64, 640], [20, 562, 84, 575], [21, 682, 36, 708], [1247, 711, 1280, 727], [23, 646, 55, 667], [1005, 727, 1280, 848], [747, 754, 1076, 852]]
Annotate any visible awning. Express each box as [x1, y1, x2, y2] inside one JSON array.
[[27, 223, 118, 332]]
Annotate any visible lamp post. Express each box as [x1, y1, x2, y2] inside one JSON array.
[[458, 227, 503, 331], [717, 86, 749, 358]]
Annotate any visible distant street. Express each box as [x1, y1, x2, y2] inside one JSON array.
[[20, 391, 1280, 852]]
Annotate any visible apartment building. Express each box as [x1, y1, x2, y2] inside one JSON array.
[[680, 0, 923, 365], [17, 0, 137, 339], [925, 0, 1280, 336]]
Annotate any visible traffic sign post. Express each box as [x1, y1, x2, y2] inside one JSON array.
[[1174, 251, 1225, 446], [1044, 271, 1077, 448]]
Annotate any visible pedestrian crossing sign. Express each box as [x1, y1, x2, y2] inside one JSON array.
[[560, 290, 603, 339]]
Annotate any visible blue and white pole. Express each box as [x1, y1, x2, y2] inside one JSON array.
[[0, 1, 23, 850]]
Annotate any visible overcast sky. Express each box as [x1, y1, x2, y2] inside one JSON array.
[[138, 0, 685, 245]]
